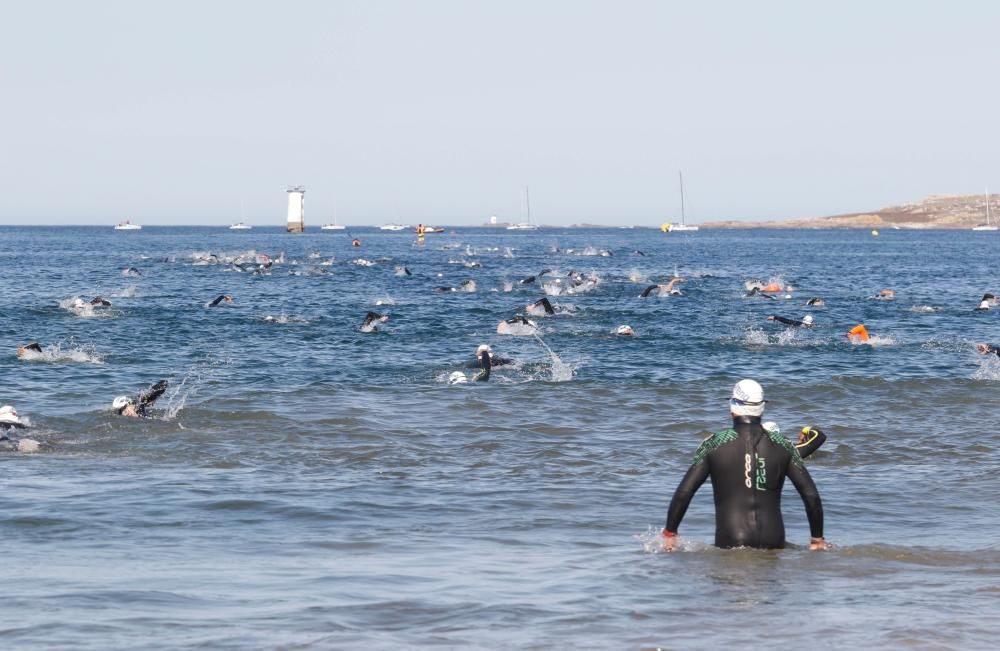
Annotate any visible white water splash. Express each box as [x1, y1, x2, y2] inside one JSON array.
[[59, 297, 113, 319], [973, 354, 1000, 380], [18, 340, 105, 364], [532, 334, 575, 382], [909, 305, 941, 313]]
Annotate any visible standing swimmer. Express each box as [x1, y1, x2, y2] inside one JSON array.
[[661, 380, 829, 551]]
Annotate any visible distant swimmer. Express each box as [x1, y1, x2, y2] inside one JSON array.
[[526, 297, 555, 316], [872, 289, 896, 300], [633, 250, 647, 256], [90, 296, 112, 307], [661, 379, 828, 551], [744, 287, 777, 300], [361, 311, 389, 333], [764, 422, 827, 460], [113, 380, 169, 418], [434, 280, 476, 293], [847, 324, 870, 343], [395, 265, 412, 277], [976, 299, 991, 311], [807, 297, 825, 306], [640, 284, 661, 297], [0, 406, 39, 452], [208, 294, 233, 307], [496, 314, 538, 335], [520, 276, 537, 285], [16, 342, 43, 357], [122, 267, 142, 277], [615, 325, 635, 336], [976, 343, 1000, 357], [352, 238, 361, 247], [767, 314, 814, 328], [982, 293, 998, 307]]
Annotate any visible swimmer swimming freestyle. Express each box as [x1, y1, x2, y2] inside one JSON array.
[[112, 380, 169, 418], [661, 380, 829, 551]]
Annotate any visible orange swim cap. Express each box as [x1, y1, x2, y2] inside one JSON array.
[[847, 324, 869, 342], [761, 284, 783, 293]]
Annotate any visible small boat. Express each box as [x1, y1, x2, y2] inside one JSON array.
[[506, 186, 539, 230], [321, 223, 346, 230], [229, 222, 252, 230], [114, 220, 141, 231], [973, 188, 998, 231], [661, 171, 699, 232], [379, 224, 407, 231], [426, 227, 446, 233]]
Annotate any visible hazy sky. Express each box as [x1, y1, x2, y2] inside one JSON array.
[[2, 1, 998, 226]]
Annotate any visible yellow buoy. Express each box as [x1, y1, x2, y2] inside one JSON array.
[[871, 229, 879, 236]]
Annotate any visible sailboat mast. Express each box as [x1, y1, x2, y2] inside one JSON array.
[[679, 171, 686, 225], [988, 187, 992, 226], [525, 185, 532, 225]]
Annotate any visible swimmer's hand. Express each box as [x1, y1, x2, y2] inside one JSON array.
[[661, 529, 677, 552], [798, 425, 823, 443], [809, 536, 832, 551]]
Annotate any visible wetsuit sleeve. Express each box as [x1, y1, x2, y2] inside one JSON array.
[[795, 428, 827, 460], [787, 460, 824, 538], [772, 316, 794, 325], [664, 445, 711, 533]]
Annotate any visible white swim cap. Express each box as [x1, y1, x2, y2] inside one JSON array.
[[731, 379, 766, 417], [616, 325, 635, 335], [476, 344, 491, 356], [803, 314, 814, 325], [448, 371, 468, 385], [979, 300, 990, 310], [112, 396, 131, 410], [0, 405, 21, 425], [762, 421, 779, 434]]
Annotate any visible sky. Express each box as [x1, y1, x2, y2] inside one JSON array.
[[1, 0, 998, 226]]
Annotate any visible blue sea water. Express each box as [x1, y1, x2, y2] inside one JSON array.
[[1, 226, 998, 649]]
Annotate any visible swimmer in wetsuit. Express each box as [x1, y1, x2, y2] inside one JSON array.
[[527, 297, 556, 316], [767, 314, 814, 328], [0, 406, 39, 452], [361, 311, 389, 333], [807, 297, 825, 306], [976, 343, 1000, 357], [16, 342, 43, 357], [662, 379, 828, 551], [472, 344, 513, 369], [208, 294, 233, 307], [113, 380, 169, 418], [745, 287, 777, 300]]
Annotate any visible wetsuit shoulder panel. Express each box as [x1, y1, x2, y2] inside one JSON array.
[[766, 429, 804, 469], [692, 428, 738, 466]]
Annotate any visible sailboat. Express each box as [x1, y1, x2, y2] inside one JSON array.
[[507, 186, 539, 230], [321, 209, 346, 230], [661, 171, 699, 232], [972, 189, 997, 231], [230, 199, 252, 229]]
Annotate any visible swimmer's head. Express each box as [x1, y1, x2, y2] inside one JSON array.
[[878, 289, 896, 297], [476, 344, 492, 358], [448, 371, 468, 385], [802, 315, 814, 326], [807, 297, 825, 306], [0, 405, 22, 426], [730, 379, 766, 417], [616, 325, 635, 336], [112, 396, 132, 413], [979, 300, 990, 310]]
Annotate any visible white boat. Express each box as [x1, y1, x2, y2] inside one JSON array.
[[321, 223, 346, 230], [114, 220, 141, 231], [507, 186, 539, 230], [973, 188, 998, 231], [229, 222, 252, 230], [661, 171, 699, 232], [379, 224, 407, 231]]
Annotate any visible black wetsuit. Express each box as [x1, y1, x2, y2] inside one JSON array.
[[21, 343, 43, 353], [806, 298, 824, 306], [0, 423, 26, 451], [473, 354, 513, 369], [362, 312, 387, 331], [641, 285, 662, 298], [665, 416, 824, 549], [208, 294, 229, 307], [746, 287, 776, 300], [117, 380, 169, 417], [795, 427, 826, 459], [982, 345, 1000, 358], [770, 316, 811, 327], [474, 351, 492, 382], [520, 276, 536, 285], [532, 297, 555, 315]]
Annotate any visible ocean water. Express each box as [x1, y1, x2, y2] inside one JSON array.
[[1, 226, 998, 649]]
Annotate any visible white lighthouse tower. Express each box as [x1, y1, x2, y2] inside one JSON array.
[[286, 185, 305, 233]]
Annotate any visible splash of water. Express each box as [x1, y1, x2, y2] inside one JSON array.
[[532, 333, 575, 382]]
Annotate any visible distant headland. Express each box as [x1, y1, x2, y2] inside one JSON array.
[[701, 194, 997, 229]]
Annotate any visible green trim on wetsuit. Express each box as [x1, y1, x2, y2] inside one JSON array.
[[692, 429, 737, 466], [766, 429, 804, 469]]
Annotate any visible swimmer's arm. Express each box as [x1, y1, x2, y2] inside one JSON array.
[[795, 427, 827, 460], [664, 458, 710, 536], [769, 316, 796, 326], [787, 459, 824, 541]]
